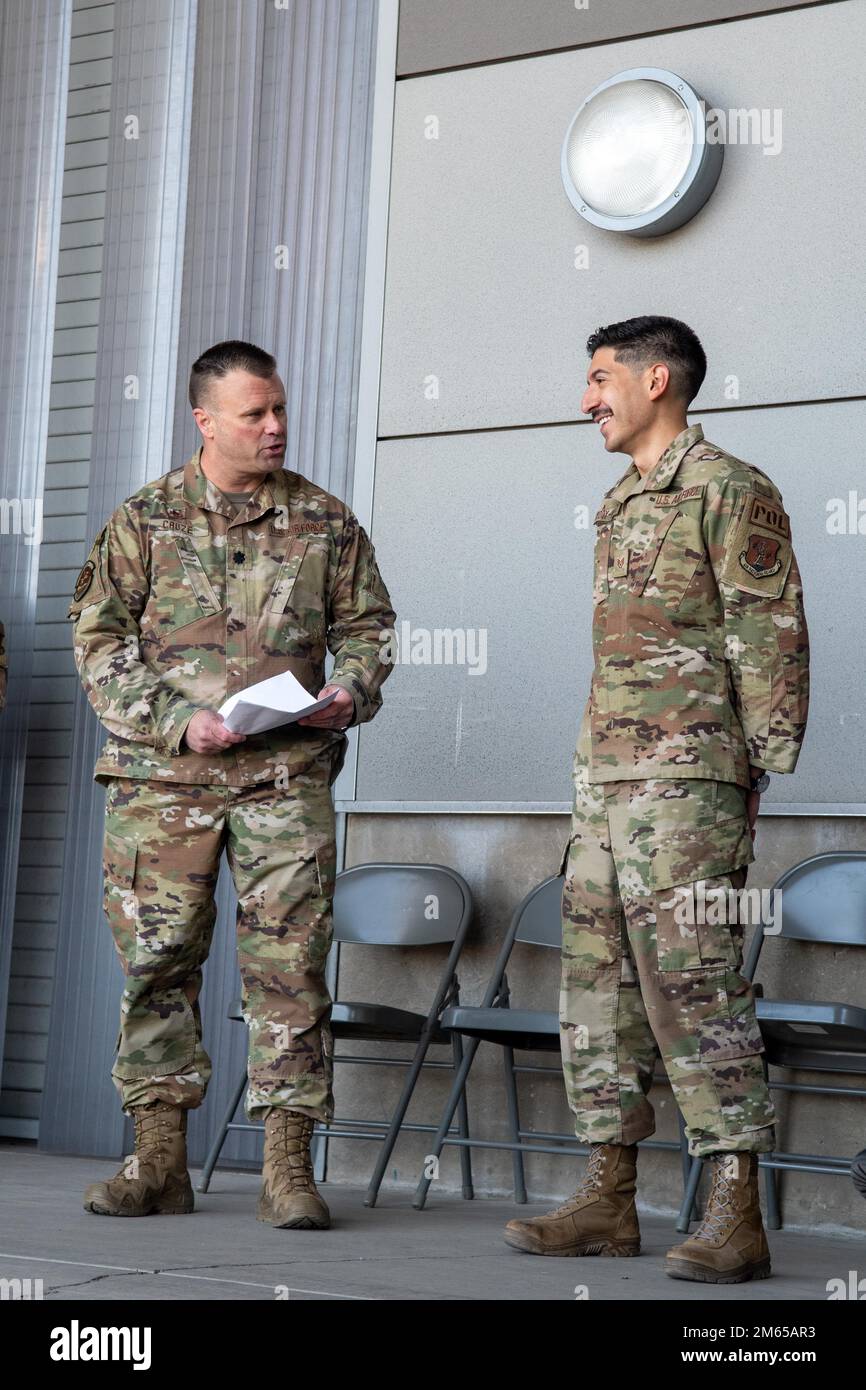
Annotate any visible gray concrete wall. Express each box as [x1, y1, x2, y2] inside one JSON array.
[[331, 814, 866, 1231]]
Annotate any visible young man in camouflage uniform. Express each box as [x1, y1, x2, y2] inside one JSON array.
[[504, 317, 809, 1282], [69, 341, 395, 1230]]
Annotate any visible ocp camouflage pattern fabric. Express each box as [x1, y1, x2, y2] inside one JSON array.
[[559, 706, 775, 1159], [587, 423, 809, 785]]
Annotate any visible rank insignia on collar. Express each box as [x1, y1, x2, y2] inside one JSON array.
[[593, 504, 620, 525], [73, 561, 94, 602]]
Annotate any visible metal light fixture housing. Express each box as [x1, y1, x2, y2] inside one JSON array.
[[561, 67, 725, 237]]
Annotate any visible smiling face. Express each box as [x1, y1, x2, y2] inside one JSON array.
[[193, 369, 287, 481], [581, 346, 670, 456]]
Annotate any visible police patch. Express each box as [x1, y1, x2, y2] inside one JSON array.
[[73, 561, 94, 602], [747, 494, 790, 537], [720, 490, 793, 597]]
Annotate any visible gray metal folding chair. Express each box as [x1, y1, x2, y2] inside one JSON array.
[[675, 851, 866, 1232], [413, 873, 691, 1211], [199, 862, 475, 1207]]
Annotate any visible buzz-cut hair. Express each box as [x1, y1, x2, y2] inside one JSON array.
[[188, 340, 278, 411], [586, 315, 707, 407]]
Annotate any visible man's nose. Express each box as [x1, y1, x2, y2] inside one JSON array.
[[581, 387, 596, 416]]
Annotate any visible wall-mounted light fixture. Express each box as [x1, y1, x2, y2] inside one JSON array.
[[561, 68, 724, 237]]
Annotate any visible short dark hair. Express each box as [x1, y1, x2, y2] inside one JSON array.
[[585, 315, 706, 406], [188, 340, 278, 410]]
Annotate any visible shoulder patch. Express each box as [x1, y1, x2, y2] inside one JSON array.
[[67, 526, 108, 617], [74, 560, 95, 602], [720, 491, 793, 598]]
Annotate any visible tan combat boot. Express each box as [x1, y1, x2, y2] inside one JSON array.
[[256, 1108, 330, 1230], [665, 1152, 771, 1283], [503, 1142, 640, 1256], [83, 1100, 194, 1216]]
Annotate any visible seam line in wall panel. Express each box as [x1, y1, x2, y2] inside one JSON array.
[[395, 0, 849, 81], [377, 394, 866, 443]]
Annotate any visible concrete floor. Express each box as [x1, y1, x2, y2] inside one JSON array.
[[0, 1144, 863, 1301]]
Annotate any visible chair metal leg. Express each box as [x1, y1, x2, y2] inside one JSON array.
[[502, 1046, 527, 1204], [675, 1109, 700, 1225], [763, 1154, 782, 1230], [452, 1032, 474, 1201], [676, 1154, 704, 1233], [197, 1065, 247, 1193], [413, 1035, 482, 1210], [363, 1027, 441, 1208]]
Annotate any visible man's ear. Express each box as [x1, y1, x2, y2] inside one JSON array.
[[647, 361, 672, 400]]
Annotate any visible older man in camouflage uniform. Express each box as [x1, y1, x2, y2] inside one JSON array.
[[505, 317, 809, 1283], [69, 340, 395, 1230]]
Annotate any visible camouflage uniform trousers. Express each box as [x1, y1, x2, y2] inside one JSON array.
[[559, 714, 776, 1159], [102, 770, 337, 1123]]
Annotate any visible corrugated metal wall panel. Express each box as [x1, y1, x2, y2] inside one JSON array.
[[168, 0, 380, 1171], [0, 0, 113, 1138], [36, 0, 382, 1166], [40, 0, 198, 1159]]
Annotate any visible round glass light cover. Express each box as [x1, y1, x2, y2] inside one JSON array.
[[566, 80, 694, 217]]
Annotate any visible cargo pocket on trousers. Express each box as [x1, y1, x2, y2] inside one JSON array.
[[104, 828, 198, 1080], [300, 843, 336, 974], [648, 815, 755, 972], [561, 840, 620, 974], [699, 968, 766, 1063], [700, 968, 769, 1134], [103, 827, 139, 959]]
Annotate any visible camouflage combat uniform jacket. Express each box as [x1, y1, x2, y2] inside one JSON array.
[[68, 447, 396, 786], [586, 423, 809, 786]]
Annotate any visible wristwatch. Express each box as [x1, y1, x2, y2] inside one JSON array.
[[749, 770, 770, 793]]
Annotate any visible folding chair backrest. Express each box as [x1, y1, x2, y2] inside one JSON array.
[[333, 862, 472, 947], [745, 851, 866, 979], [514, 873, 564, 948], [768, 852, 866, 946]]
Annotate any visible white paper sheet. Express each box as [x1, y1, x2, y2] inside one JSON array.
[[218, 670, 338, 735]]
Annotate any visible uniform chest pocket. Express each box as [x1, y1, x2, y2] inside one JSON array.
[[628, 511, 702, 608], [172, 537, 222, 616], [266, 534, 331, 617], [141, 531, 223, 640], [267, 537, 309, 614]]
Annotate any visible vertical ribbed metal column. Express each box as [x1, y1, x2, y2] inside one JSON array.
[[41, 0, 197, 1154], [42, 0, 381, 1163], [169, 0, 380, 1170], [0, 1, 72, 1102]]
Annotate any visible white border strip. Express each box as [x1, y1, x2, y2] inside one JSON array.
[[333, 0, 400, 806], [335, 801, 860, 816]]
